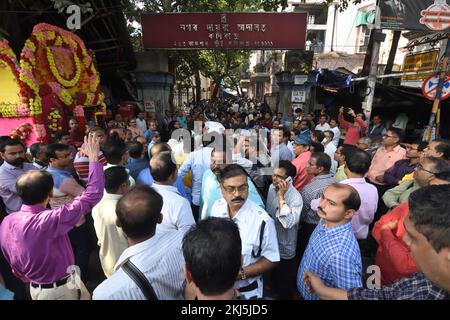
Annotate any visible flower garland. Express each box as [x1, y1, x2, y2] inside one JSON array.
[[10, 123, 33, 141], [0, 40, 30, 117], [46, 47, 82, 88], [46, 108, 63, 139]]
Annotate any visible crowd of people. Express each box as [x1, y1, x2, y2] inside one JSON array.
[[0, 97, 450, 301]]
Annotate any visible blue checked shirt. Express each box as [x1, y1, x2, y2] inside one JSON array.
[[348, 272, 449, 300], [297, 220, 362, 300]]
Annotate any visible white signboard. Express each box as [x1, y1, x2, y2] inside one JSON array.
[[144, 100, 155, 112], [291, 89, 306, 103], [294, 75, 308, 85]]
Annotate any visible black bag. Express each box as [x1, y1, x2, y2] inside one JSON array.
[[121, 260, 158, 300]]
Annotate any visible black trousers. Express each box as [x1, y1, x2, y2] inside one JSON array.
[[0, 251, 27, 300], [294, 221, 318, 279], [191, 204, 200, 223], [69, 222, 92, 283], [270, 258, 298, 300]]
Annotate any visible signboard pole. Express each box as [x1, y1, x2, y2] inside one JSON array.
[[363, 2, 384, 124], [423, 37, 450, 142]]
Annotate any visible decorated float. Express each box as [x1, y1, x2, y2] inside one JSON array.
[[0, 23, 106, 144]]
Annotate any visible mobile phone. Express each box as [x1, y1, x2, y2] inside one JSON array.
[[285, 176, 293, 184]]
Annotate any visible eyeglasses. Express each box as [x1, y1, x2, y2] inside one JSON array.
[[222, 184, 249, 194], [383, 134, 396, 138], [415, 163, 436, 175]]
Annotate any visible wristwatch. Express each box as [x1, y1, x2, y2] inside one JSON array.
[[238, 267, 248, 280]]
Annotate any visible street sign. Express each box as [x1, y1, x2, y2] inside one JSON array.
[[422, 74, 450, 101], [142, 13, 307, 50], [294, 75, 308, 85], [144, 100, 155, 113], [401, 50, 438, 81], [292, 89, 306, 103]]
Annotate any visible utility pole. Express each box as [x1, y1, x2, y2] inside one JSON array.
[[363, 1, 386, 124], [423, 36, 450, 142]]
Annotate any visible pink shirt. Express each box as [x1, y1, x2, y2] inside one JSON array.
[[0, 162, 104, 284], [291, 151, 312, 192], [338, 114, 367, 146], [367, 145, 406, 184]]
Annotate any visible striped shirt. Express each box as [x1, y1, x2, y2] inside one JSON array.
[[301, 174, 338, 225], [74, 151, 107, 182], [297, 220, 362, 300], [348, 273, 449, 300], [92, 229, 185, 300], [266, 184, 303, 260]]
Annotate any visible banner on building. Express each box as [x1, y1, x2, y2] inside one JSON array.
[[401, 50, 439, 81], [380, 0, 450, 31], [141, 13, 307, 49]]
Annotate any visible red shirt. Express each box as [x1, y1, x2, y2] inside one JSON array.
[[372, 202, 417, 286], [338, 114, 367, 146], [291, 151, 312, 192]]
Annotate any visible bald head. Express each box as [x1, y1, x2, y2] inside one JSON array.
[[150, 142, 171, 158], [116, 185, 163, 240], [16, 170, 53, 205], [150, 151, 177, 183]]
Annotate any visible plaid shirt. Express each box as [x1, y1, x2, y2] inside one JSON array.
[[297, 220, 362, 300], [348, 272, 450, 300], [301, 174, 338, 225]]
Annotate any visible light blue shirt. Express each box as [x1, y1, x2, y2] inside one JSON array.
[[199, 169, 265, 221], [178, 147, 213, 206], [136, 168, 192, 203]]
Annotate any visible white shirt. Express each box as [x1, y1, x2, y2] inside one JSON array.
[[266, 184, 303, 260], [330, 126, 341, 147], [324, 142, 338, 175], [93, 230, 185, 300], [136, 118, 147, 132], [92, 192, 128, 277], [178, 146, 213, 206], [315, 123, 331, 132], [151, 183, 196, 233], [210, 199, 280, 299]]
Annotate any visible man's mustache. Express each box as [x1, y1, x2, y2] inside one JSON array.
[[318, 206, 326, 215], [232, 197, 245, 202]]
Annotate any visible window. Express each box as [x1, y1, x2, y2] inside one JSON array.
[[357, 25, 371, 53]]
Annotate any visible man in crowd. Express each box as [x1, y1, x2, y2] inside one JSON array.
[[291, 136, 313, 192], [0, 139, 37, 213], [0, 134, 103, 300], [125, 141, 148, 181], [150, 151, 195, 233], [297, 183, 362, 300], [367, 115, 386, 144], [74, 126, 107, 183], [338, 107, 367, 146], [30, 142, 49, 170], [183, 218, 243, 300], [383, 156, 448, 210], [92, 166, 130, 278], [315, 115, 331, 132], [303, 184, 450, 300], [297, 152, 337, 261], [200, 145, 264, 221], [102, 136, 135, 186], [329, 119, 341, 147], [271, 128, 294, 161], [93, 185, 185, 300], [423, 139, 450, 161], [383, 141, 424, 188], [135, 111, 147, 133], [137, 143, 192, 202], [210, 165, 280, 299], [266, 160, 303, 299], [342, 149, 378, 240]]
